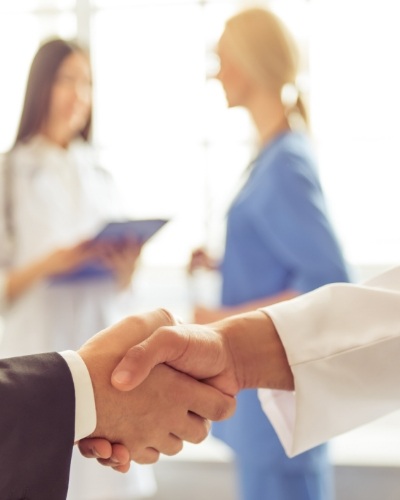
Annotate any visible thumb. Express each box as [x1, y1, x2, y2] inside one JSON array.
[[111, 327, 188, 391]]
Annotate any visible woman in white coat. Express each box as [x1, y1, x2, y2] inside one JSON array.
[[0, 38, 156, 500]]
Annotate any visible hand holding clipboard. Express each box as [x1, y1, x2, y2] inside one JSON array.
[[50, 218, 169, 283]]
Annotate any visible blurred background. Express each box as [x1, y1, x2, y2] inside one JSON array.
[[1, 0, 400, 499]]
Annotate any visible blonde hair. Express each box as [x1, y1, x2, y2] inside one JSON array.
[[222, 7, 308, 127]]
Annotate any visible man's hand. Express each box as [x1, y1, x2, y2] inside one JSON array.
[[79, 439, 131, 473], [77, 309, 235, 465], [111, 310, 294, 395]]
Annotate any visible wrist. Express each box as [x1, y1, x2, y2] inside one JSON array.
[[78, 344, 121, 439], [7, 258, 48, 301], [35, 254, 53, 279], [219, 310, 294, 391], [59, 350, 97, 441]]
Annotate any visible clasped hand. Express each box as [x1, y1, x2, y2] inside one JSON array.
[[76, 309, 238, 471], [78, 308, 293, 472]]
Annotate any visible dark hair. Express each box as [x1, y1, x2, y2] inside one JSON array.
[[14, 38, 92, 146]]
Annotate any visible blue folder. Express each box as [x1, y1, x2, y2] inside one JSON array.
[[50, 218, 169, 283]]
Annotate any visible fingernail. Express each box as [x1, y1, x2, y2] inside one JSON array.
[[110, 457, 121, 465], [90, 447, 101, 458], [113, 370, 133, 385]]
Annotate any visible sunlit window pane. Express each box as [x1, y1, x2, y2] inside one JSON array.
[[93, 0, 200, 6], [0, 0, 75, 12], [309, 0, 400, 265], [2, 0, 399, 268]]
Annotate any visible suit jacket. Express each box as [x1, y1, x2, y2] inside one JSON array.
[[0, 352, 75, 499], [258, 266, 400, 457]]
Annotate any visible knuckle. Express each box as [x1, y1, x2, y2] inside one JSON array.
[[163, 440, 184, 456], [184, 418, 211, 445], [131, 448, 160, 465], [157, 308, 176, 325], [192, 423, 209, 444], [123, 344, 143, 361], [212, 399, 236, 422]]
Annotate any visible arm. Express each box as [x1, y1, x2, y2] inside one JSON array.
[[258, 266, 400, 456], [193, 290, 298, 324], [0, 154, 101, 303], [188, 247, 220, 274], [109, 266, 400, 458], [6, 242, 101, 302], [0, 308, 235, 496], [6, 254, 60, 301], [0, 353, 75, 499], [110, 309, 292, 397]]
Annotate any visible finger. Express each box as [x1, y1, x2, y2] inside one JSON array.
[[111, 327, 188, 391], [134, 434, 183, 458], [109, 443, 131, 465], [131, 447, 160, 465], [109, 462, 131, 473], [186, 379, 236, 422], [160, 434, 184, 456], [96, 443, 131, 470], [173, 413, 211, 445], [78, 438, 112, 459]]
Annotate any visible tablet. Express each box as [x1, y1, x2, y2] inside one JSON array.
[[93, 218, 169, 245], [50, 218, 169, 283]]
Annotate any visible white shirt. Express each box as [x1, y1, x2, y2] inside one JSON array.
[[60, 350, 97, 441], [258, 265, 400, 457]]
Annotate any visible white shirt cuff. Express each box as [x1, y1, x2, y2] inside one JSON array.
[[59, 350, 97, 441]]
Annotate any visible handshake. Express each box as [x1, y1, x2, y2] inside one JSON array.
[[77, 307, 293, 471]]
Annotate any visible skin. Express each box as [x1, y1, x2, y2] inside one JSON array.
[[80, 309, 293, 470], [110, 310, 294, 395], [77, 309, 236, 467]]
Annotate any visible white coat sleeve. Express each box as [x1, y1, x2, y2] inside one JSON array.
[[257, 265, 400, 457]]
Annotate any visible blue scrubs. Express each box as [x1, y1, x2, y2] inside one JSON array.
[[212, 131, 350, 500]]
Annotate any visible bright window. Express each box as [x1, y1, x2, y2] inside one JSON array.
[[1, 0, 399, 269]]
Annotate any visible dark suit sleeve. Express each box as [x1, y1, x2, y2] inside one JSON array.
[[0, 352, 75, 500]]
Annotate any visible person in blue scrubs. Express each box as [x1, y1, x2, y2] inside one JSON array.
[[189, 8, 351, 500]]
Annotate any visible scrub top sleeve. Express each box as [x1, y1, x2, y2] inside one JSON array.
[[253, 154, 349, 292]]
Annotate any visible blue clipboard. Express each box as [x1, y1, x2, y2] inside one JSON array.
[[93, 219, 169, 245], [50, 218, 169, 284]]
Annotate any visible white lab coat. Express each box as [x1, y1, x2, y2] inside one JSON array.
[[0, 135, 156, 499], [258, 265, 400, 459]]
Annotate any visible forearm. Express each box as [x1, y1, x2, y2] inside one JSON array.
[[0, 353, 75, 497], [6, 257, 48, 302], [215, 310, 294, 391], [227, 290, 299, 315], [259, 269, 400, 456]]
